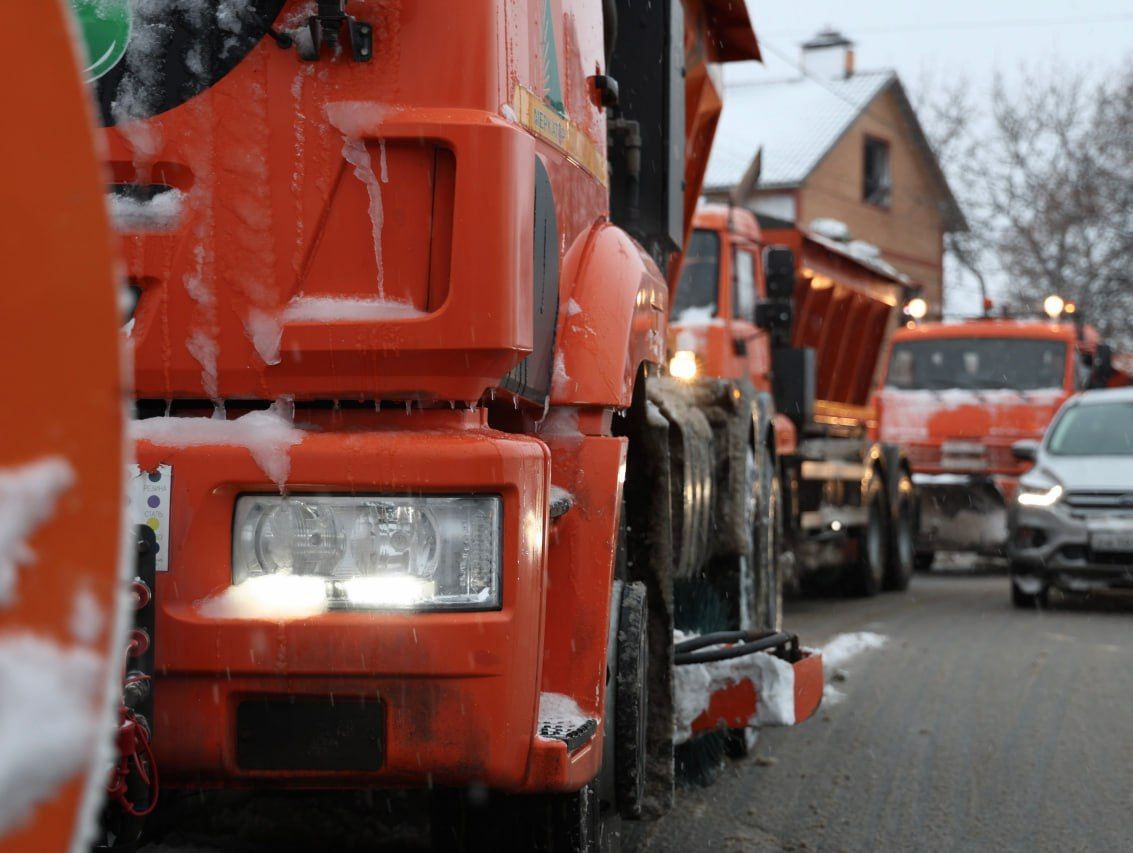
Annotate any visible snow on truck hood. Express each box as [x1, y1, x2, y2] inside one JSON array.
[[877, 387, 1066, 443]]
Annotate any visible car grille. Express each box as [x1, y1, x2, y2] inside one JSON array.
[[1064, 491, 1133, 517]]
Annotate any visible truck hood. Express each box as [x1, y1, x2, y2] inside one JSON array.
[[876, 388, 1067, 444]]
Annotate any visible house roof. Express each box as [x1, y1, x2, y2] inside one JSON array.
[[705, 69, 966, 231]]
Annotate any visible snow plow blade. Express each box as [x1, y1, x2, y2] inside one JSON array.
[[680, 632, 824, 735]]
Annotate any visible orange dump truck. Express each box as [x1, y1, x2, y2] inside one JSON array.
[[877, 315, 1126, 566], [80, 1, 822, 847], [668, 205, 918, 596]]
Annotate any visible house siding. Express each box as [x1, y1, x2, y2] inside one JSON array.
[[790, 86, 946, 309]]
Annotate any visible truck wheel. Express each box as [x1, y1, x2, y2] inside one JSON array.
[[760, 448, 784, 631], [883, 469, 916, 591], [853, 474, 888, 596], [615, 583, 648, 819]]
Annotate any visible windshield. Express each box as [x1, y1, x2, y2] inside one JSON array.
[[74, 0, 286, 126], [886, 337, 1067, 391], [671, 229, 720, 323], [1047, 401, 1133, 456]]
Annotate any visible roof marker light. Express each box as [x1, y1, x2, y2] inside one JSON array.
[[1043, 294, 1065, 319]]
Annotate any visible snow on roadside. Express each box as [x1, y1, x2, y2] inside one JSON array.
[[0, 457, 74, 607], [131, 401, 304, 488], [818, 631, 888, 705], [0, 634, 103, 838]]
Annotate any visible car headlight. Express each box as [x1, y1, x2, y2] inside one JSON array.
[[669, 349, 700, 381], [232, 495, 501, 610], [1017, 483, 1063, 508]]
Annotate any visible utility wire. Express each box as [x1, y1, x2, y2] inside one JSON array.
[[763, 12, 1133, 38]]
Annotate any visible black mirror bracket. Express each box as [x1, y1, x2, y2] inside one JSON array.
[[296, 1, 373, 62]]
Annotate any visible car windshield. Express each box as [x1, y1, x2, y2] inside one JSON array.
[[886, 337, 1067, 391], [1047, 401, 1133, 456], [671, 229, 720, 322]]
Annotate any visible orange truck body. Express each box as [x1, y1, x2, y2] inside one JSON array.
[[90, 0, 816, 818], [0, 4, 125, 849], [671, 205, 916, 588], [876, 317, 1114, 556]]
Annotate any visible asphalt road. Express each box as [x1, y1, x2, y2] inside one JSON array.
[[632, 572, 1133, 853]]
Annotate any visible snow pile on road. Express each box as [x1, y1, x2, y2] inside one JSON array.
[[0, 634, 103, 838], [131, 402, 304, 488], [819, 631, 888, 705], [197, 574, 328, 621], [0, 457, 74, 607], [673, 631, 797, 745]]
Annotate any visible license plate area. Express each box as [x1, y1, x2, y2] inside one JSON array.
[[1089, 531, 1133, 553], [236, 697, 384, 771]]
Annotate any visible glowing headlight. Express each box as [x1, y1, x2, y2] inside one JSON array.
[[669, 350, 699, 381], [1017, 484, 1062, 508], [233, 495, 501, 609]]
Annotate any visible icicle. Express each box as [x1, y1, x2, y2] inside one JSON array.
[[341, 137, 385, 296], [379, 139, 389, 183], [211, 401, 227, 421], [405, 400, 412, 415]]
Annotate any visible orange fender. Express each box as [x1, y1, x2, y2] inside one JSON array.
[[551, 222, 667, 408], [0, 3, 126, 850]]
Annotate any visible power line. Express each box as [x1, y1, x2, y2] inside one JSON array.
[[762, 12, 1133, 39]]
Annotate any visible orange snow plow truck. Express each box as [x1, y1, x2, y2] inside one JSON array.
[[877, 312, 1129, 566], [668, 205, 919, 597], [83, 0, 821, 847]]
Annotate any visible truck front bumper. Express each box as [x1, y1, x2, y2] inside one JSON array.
[[137, 414, 553, 791]]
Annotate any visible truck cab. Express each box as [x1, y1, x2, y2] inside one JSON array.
[[877, 317, 1107, 562]]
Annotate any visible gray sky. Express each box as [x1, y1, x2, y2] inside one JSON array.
[[728, 1, 1133, 314]]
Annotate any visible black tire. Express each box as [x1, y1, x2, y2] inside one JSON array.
[[884, 469, 916, 592], [914, 551, 935, 572], [853, 474, 888, 597], [1011, 569, 1049, 609], [615, 583, 648, 819], [756, 443, 783, 631]]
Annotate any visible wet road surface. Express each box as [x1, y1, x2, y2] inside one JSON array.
[[632, 572, 1133, 852]]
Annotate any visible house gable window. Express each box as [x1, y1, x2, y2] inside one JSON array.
[[863, 136, 892, 207]]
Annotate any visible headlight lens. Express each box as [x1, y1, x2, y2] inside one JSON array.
[[233, 495, 501, 609], [669, 349, 700, 381], [1017, 484, 1062, 508]]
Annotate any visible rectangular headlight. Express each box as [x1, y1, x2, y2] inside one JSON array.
[[232, 495, 502, 610]]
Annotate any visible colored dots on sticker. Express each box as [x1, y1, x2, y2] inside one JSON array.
[[147, 517, 160, 531]]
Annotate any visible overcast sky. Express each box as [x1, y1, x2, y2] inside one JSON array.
[[728, 1, 1133, 314]]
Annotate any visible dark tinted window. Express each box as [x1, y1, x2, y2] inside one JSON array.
[[672, 230, 720, 322], [886, 337, 1067, 391], [89, 0, 286, 126], [863, 136, 891, 207], [1048, 402, 1133, 456]]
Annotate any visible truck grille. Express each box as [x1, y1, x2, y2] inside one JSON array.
[[236, 697, 383, 771]]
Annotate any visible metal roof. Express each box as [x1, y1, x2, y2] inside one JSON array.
[[705, 70, 895, 192]]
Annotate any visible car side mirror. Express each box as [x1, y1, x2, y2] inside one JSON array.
[[1011, 439, 1040, 462], [763, 246, 796, 301], [755, 301, 792, 331]]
